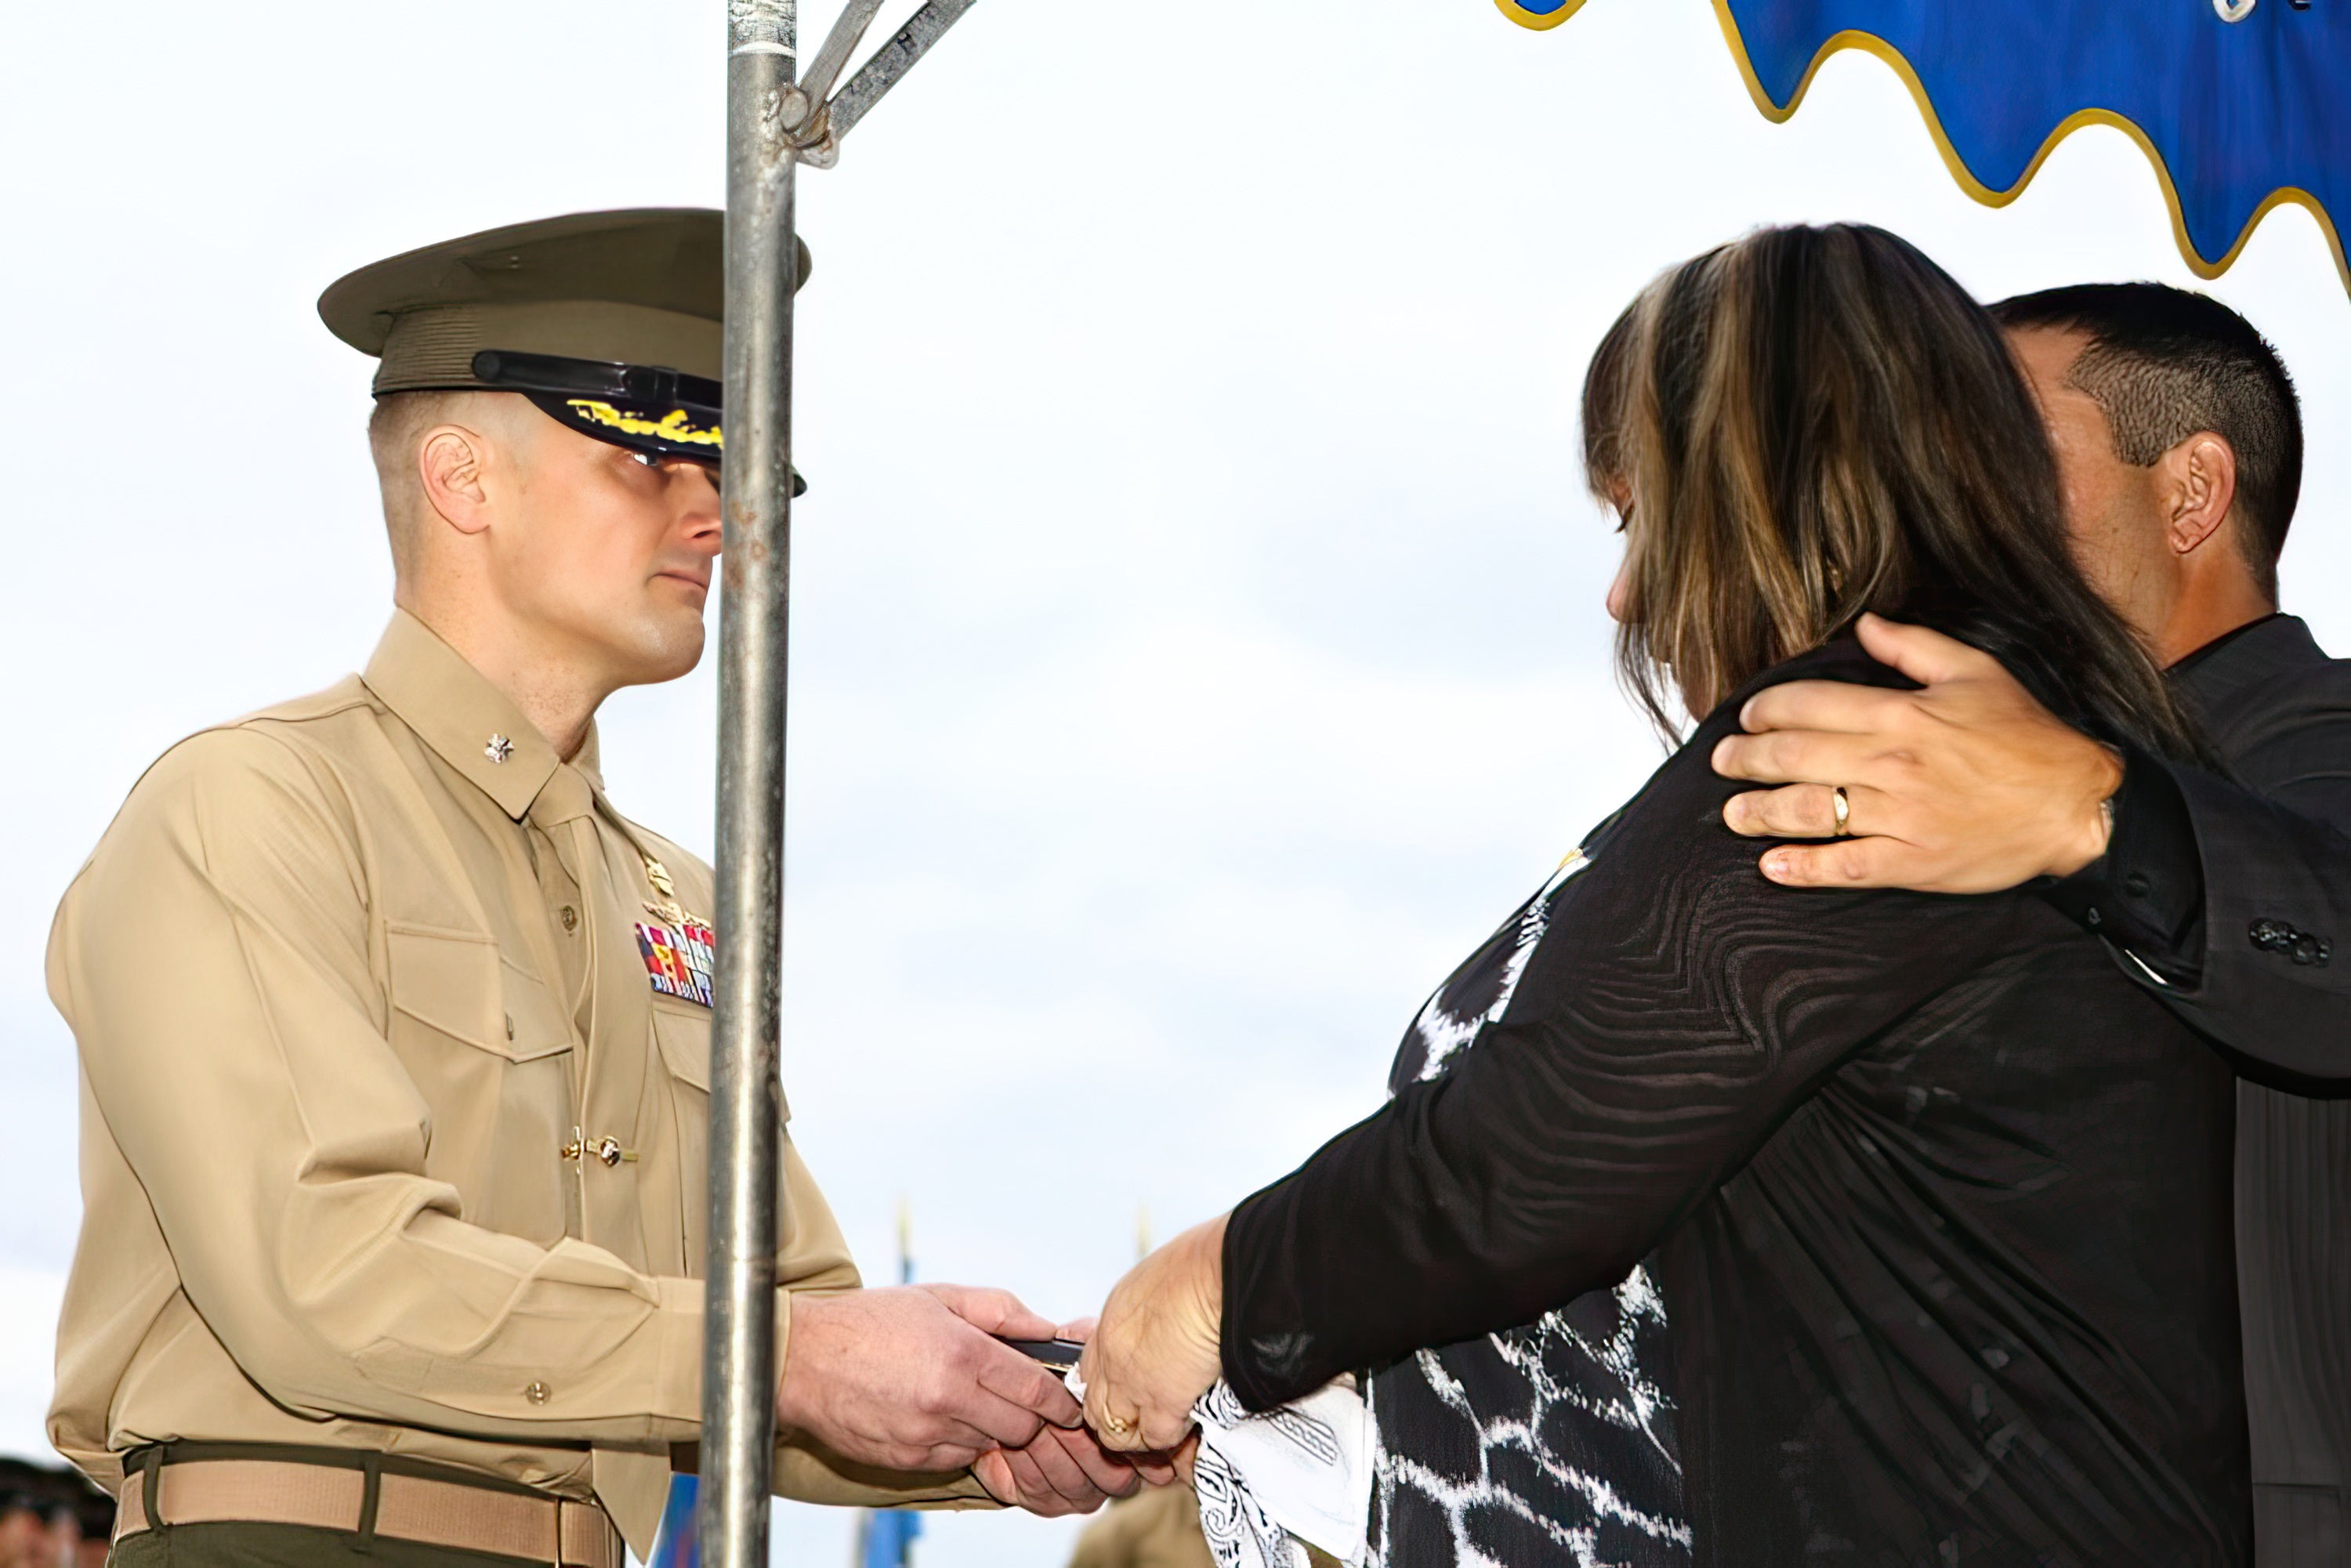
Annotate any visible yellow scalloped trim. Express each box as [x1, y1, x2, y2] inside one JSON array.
[[1493, 0, 1587, 30], [1492, 0, 2349, 291]]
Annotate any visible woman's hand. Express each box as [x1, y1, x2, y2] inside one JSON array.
[[1078, 1215, 1229, 1453]]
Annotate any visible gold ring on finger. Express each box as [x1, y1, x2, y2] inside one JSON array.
[[1831, 785, 1852, 837], [1102, 1411, 1135, 1437]]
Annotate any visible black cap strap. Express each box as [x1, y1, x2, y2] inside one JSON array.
[[472, 349, 723, 411]]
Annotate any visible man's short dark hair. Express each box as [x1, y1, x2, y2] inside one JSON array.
[[1992, 282, 2302, 600]]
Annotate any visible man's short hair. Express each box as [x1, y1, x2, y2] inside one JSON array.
[[368, 392, 450, 581], [1991, 282, 2302, 600]]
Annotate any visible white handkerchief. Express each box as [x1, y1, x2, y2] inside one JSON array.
[[1194, 1379, 1370, 1568], [1068, 1371, 1370, 1568]]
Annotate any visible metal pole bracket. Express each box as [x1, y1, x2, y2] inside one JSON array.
[[778, 0, 981, 168]]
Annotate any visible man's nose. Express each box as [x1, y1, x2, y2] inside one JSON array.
[[680, 466, 723, 552]]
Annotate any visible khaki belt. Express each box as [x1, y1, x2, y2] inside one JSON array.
[[114, 1456, 621, 1568]]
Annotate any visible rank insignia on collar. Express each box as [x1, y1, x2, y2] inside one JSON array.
[[636, 918, 715, 1008]]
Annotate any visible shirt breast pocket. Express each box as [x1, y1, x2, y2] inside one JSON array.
[[384, 922, 575, 1244], [650, 999, 790, 1268], [650, 1001, 712, 1262]]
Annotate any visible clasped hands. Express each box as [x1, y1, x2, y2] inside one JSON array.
[[776, 1282, 1162, 1515], [775, 1221, 1230, 1517]]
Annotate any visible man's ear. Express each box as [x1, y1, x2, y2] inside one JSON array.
[[2162, 432, 2239, 559], [418, 424, 494, 537]]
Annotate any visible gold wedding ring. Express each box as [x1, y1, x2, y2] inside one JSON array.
[[1831, 786, 1853, 837], [1102, 1412, 1136, 1437]]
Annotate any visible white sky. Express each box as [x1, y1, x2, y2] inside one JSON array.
[[4, 2, 2346, 1564]]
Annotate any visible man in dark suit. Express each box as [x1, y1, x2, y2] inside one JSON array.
[[1712, 283, 2348, 1565]]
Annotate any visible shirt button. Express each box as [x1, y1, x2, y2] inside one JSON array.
[[2085, 907, 2103, 928], [524, 1382, 551, 1405], [2123, 873, 2150, 899], [560, 906, 578, 932]]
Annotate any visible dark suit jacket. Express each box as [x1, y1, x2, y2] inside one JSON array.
[[2045, 613, 2351, 1566], [2070, 614, 2351, 1084]]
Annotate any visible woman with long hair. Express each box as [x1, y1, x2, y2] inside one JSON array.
[[1078, 224, 2250, 1564]]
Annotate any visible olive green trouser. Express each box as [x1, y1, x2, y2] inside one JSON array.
[[109, 1521, 552, 1568]]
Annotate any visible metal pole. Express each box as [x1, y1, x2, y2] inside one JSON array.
[[702, 2, 797, 1564]]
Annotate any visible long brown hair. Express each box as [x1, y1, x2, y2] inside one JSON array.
[[1582, 223, 2201, 762]]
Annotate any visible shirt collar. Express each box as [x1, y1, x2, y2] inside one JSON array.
[[362, 610, 602, 822], [570, 722, 606, 795], [2167, 611, 2289, 679], [2167, 611, 2328, 720]]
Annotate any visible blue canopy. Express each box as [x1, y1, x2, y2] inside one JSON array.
[[1496, 0, 2349, 289]]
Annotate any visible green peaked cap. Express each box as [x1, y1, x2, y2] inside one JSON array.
[[319, 208, 811, 480]]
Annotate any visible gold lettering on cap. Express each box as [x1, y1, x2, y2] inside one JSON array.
[[564, 400, 724, 449]]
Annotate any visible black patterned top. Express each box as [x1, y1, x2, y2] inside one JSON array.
[[1370, 850, 1690, 1566], [1219, 641, 2251, 1565]]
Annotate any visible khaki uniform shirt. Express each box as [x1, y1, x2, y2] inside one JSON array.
[[1065, 1483, 1214, 1568], [46, 611, 984, 1555]]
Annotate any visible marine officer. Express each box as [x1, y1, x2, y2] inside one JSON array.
[[45, 209, 1147, 1568]]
